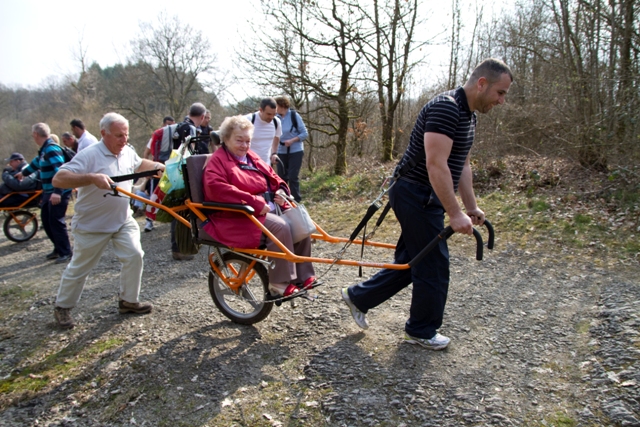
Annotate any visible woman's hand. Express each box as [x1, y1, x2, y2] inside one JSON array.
[[274, 193, 286, 207], [260, 205, 271, 215]]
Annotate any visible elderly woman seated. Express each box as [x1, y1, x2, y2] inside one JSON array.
[[202, 115, 315, 297]]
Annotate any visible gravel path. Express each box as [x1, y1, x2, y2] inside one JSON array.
[[0, 212, 638, 427]]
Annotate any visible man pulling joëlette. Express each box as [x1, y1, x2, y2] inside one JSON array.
[[51, 112, 164, 329], [341, 58, 513, 351]]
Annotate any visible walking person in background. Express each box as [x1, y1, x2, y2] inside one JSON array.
[[141, 115, 176, 232], [168, 103, 207, 260], [341, 59, 513, 351], [70, 118, 99, 152], [245, 98, 282, 164], [61, 132, 79, 153], [143, 116, 175, 160], [274, 96, 308, 202], [16, 123, 73, 263]]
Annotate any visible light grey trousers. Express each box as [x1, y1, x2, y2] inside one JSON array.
[[262, 212, 315, 285]]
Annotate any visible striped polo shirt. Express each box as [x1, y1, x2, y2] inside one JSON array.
[[397, 87, 476, 191], [22, 139, 70, 195]]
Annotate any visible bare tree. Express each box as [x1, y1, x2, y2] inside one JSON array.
[[118, 12, 218, 129], [244, 0, 368, 175], [359, 0, 422, 161]]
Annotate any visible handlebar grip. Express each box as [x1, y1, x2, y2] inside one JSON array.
[[408, 222, 488, 266], [472, 228, 483, 261], [483, 219, 494, 250]]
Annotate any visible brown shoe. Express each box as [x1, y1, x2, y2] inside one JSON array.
[[54, 306, 75, 329], [118, 300, 153, 314], [172, 252, 194, 261]]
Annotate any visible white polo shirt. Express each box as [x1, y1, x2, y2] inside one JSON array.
[[245, 113, 282, 163], [60, 141, 142, 233], [77, 130, 99, 152]]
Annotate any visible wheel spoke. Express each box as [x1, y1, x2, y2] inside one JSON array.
[[240, 285, 262, 310]]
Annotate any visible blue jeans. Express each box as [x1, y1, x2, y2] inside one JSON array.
[[41, 192, 72, 257], [348, 179, 449, 339]]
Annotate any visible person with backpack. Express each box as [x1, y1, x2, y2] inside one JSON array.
[[141, 115, 175, 232], [245, 97, 282, 164], [16, 123, 73, 263], [147, 103, 207, 260], [274, 96, 308, 202], [143, 116, 175, 161], [61, 132, 79, 153]]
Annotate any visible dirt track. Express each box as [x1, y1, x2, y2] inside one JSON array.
[[0, 208, 639, 427]]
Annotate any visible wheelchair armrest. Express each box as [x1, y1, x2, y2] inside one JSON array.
[[202, 201, 255, 215]]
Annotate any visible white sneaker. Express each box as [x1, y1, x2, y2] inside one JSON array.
[[404, 332, 450, 350], [144, 219, 154, 232], [341, 287, 369, 329]]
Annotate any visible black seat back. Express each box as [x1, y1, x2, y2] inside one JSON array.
[[183, 154, 226, 246], [185, 154, 211, 203]]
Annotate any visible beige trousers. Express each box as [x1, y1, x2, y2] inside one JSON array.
[[55, 216, 144, 308]]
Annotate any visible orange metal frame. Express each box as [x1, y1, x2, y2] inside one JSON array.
[[116, 187, 406, 275], [0, 190, 43, 212], [0, 190, 43, 235]]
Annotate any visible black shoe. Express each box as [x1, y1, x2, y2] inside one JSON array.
[[172, 252, 194, 261], [46, 251, 60, 260], [55, 254, 72, 264]]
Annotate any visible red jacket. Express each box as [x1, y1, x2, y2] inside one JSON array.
[[202, 145, 289, 248]]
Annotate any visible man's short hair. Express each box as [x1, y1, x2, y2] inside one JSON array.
[[163, 116, 175, 125], [219, 115, 254, 143], [274, 96, 291, 109], [259, 97, 277, 110], [61, 132, 75, 141], [469, 58, 513, 84], [188, 103, 206, 118], [100, 112, 129, 134], [70, 119, 85, 130], [32, 123, 51, 138]]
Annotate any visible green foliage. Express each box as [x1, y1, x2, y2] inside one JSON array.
[[528, 199, 551, 213], [544, 412, 577, 427], [574, 214, 591, 225], [301, 169, 380, 202]]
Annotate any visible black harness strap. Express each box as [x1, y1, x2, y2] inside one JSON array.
[[349, 201, 382, 242]]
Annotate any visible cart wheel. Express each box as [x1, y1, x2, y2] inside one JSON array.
[[3, 210, 38, 242], [208, 252, 272, 325]]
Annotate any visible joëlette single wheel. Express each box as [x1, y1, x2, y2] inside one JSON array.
[[208, 252, 272, 325]]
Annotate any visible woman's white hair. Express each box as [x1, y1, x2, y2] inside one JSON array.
[[219, 115, 254, 143]]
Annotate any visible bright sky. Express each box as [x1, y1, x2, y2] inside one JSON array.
[[0, 0, 257, 101], [0, 0, 504, 102]]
